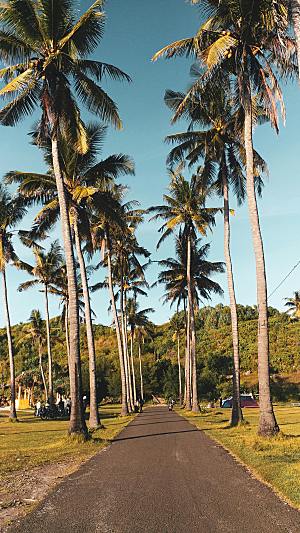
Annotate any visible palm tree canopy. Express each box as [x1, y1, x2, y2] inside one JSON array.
[[153, 0, 296, 131], [156, 235, 224, 308], [5, 123, 135, 242], [149, 167, 221, 248], [18, 240, 63, 291], [285, 291, 300, 319], [0, 184, 27, 271], [164, 87, 267, 205], [0, 0, 131, 150]]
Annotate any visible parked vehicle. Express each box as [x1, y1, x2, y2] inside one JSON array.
[[221, 394, 259, 408]]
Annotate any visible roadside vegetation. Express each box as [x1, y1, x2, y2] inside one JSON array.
[[0, 405, 133, 479]]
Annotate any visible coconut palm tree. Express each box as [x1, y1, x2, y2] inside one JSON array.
[[150, 168, 220, 411], [152, 0, 295, 434], [164, 87, 266, 425], [88, 188, 137, 416], [126, 298, 154, 405], [21, 310, 47, 399], [0, 185, 26, 420], [18, 241, 63, 404], [0, 0, 131, 438], [7, 123, 134, 427], [285, 291, 300, 320], [156, 235, 224, 408]]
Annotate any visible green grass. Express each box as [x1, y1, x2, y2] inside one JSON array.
[[179, 406, 300, 508], [0, 405, 134, 480]]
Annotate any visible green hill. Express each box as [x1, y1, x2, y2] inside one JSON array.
[[1, 304, 299, 403]]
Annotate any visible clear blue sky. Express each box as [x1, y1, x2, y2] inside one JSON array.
[[1, 0, 299, 328]]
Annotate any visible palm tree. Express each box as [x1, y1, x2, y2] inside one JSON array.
[[21, 310, 47, 400], [0, 0, 130, 438], [285, 291, 300, 320], [107, 210, 150, 411], [157, 236, 224, 406], [152, 0, 294, 434], [0, 185, 26, 420], [126, 298, 154, 405], [150, 169, 220, 411], [18, 241, 63, 404], [7, 123, 134, 427], [89, 188, 137, 416], [164, 88, 266, 425]]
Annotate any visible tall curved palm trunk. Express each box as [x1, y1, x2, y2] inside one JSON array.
[[38, 339, 48, 401], [120, 274, 133, 411], [52, 138, 87, 438], [177, 334, 182, 406], [138, 341, 144, 400], [291, 0, 300, 81], [244, 99, 279, 437], [106, 237, 128, 416], [2, 268, 17, 420], [222, 172, 243, 426], [185, 234, 193, 411], [74, 220, 100, 428], [44, 284, 53, 404], [187, 234, 199, 412], [65, 301, 70, 363], [130, 328, 137, 405]]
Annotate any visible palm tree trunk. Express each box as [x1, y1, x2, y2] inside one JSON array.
[[38, 340, 48, 402], [244, 97, 279, 436], [44, 284, 53, 404], [65, 301, 70, 364], [177, 335, 182, 406], [120, 271, 133, 411], [291, 0, 300, 82], [138, 341, 144, 400], [2, 268, 17, 420], [130, 328, 137, 405], [73, 219, 100, 428], [51, 137, 87, 438], [185, 235, 192, 411], [106, 236, 128, 416], [187, 233, 198, 411], [222, 171, 243, 426]]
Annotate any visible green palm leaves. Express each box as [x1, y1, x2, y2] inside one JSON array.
[[0, 0, 131, 144]]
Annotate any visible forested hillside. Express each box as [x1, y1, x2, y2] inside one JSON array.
[[1, 304, 299, 403]]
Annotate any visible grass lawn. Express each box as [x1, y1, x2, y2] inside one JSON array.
[[0, 404, 133, 480], [180, 406, 300, 509]]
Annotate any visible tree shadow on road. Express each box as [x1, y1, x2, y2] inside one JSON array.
[[113, 428, 199, 442]]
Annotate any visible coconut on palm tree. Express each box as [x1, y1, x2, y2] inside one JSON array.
[[0, 0, 131, 438]]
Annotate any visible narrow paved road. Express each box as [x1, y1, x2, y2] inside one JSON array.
[[11, 407, 300, 532]]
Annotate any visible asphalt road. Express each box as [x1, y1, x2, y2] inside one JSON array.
[[11, 406, 300, 533]]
